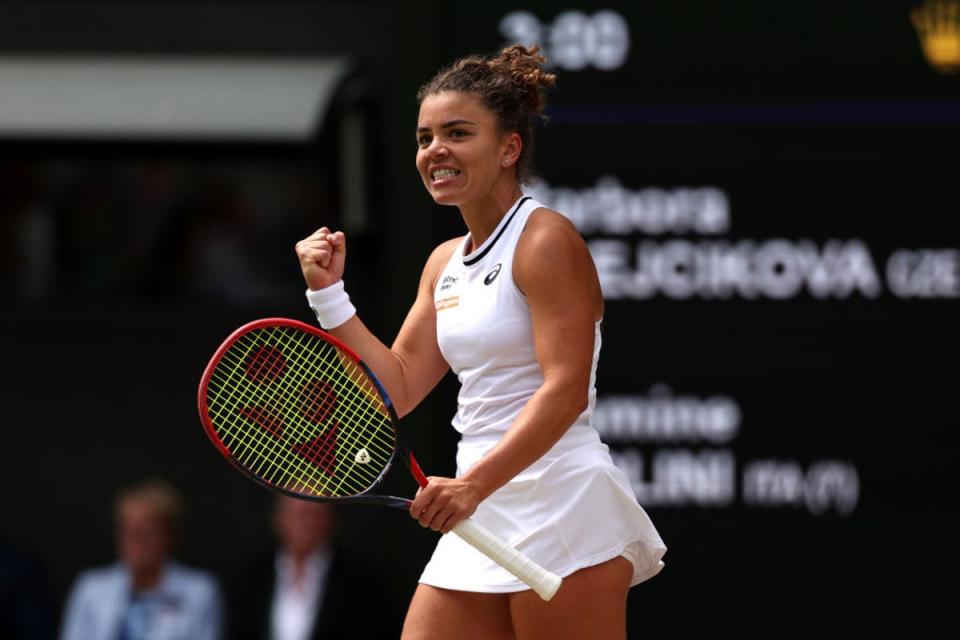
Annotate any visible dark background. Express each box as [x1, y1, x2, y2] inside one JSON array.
[[2, 1, 958, 637]]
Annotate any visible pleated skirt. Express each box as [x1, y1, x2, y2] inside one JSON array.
[[419, 426, 666, 592]]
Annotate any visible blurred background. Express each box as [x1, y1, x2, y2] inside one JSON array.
[[1, 0, 959, 637]]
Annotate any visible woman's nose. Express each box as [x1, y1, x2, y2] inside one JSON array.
[[426, 138, 449, 158]]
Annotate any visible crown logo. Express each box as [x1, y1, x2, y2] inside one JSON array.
[[912, 0, 960, 73]]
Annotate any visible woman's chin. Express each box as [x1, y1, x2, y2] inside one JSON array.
[[430, 189, 463, 206]]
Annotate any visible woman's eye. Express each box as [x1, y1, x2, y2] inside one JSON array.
[[417, 135, 431, 147], [450, 129, 467, 138]]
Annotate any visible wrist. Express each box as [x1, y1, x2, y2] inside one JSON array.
[[306, 280, 356, 329], [461, 467, 499, 504]]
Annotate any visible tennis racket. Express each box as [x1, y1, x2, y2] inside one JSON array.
[[197, 317, 562, 601]]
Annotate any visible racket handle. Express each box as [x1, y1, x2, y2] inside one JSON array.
[[452, 517, 562, 601]]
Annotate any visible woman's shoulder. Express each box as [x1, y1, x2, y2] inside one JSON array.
[[426, 236, 465, 271], [431, 235, 466, 260], [421, 235, 466, 290], [515, 205, 598, 297], [520, 206, 586, 254]]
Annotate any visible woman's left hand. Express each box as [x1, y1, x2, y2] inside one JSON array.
[[408, 476, 481, 534]]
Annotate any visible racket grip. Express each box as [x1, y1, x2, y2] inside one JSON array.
[[452, 517, 562, 601]]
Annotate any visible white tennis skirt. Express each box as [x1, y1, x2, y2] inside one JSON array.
[[419, 426, 666, 593]]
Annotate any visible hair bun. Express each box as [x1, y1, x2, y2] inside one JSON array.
[[487, 45, 556, 115]]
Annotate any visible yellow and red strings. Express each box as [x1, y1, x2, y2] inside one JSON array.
[[209, 328, 328, 489], [210, 326, 391, 495], [205, 325, 395, 497], [209, 330, 389, 497]]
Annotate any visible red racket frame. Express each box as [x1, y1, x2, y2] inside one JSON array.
[[198, 317, 428, 509]]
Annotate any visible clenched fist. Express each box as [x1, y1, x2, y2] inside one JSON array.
[[295, 227, 346, 290]]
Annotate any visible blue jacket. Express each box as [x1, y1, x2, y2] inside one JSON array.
[[60, 562, 222, 640]]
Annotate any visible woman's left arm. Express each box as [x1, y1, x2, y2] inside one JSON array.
[[410, 209, 603, 533]]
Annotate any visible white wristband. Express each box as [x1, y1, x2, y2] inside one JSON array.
[[306, 280, 356, 329]]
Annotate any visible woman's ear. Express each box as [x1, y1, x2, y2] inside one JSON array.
[[501, 132, 523, 168]]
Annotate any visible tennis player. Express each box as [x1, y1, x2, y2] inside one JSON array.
[[295, 45, 665, 639]]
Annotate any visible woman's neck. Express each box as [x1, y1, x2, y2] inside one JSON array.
[[459, 181, 524, 252]]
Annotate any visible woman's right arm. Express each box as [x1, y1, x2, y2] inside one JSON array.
[[295, 227, 457, 417]]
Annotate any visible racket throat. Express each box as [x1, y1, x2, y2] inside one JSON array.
[[406, 451, 429, 488]]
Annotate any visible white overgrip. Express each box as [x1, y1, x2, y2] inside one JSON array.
[[451, 517, 562, 601]]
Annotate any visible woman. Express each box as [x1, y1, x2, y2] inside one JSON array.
[[295, 45, 665, 639]]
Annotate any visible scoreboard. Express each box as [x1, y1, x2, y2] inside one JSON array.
[[424, 1, 960, 633]]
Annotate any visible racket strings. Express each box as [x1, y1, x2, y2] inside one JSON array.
[[208, 329, 331, 487], [279, 328, 398, 485], [280, 329, 397, 495], [212, 328, 394, 494], [234, 328, 374, 491], [209, 338, 340, 494], [205, 325, 396, 497], [209, 330, 391, 496]]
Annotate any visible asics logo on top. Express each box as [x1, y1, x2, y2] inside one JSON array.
[[484, 263, 502, 286]]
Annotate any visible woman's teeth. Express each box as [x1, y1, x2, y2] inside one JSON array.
[[432, 168, 460, 180]]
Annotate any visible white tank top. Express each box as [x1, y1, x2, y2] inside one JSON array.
[[423, 197, 666, 592], [434, 195, 601, 440]]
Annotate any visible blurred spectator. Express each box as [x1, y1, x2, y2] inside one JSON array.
[[230, 497, 397, 640], [60, 479, 223, 640], [0, 542, 56, 640]]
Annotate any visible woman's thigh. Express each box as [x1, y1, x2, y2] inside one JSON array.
[[401, 584, 515, 640], [508, 556, 633, 640]]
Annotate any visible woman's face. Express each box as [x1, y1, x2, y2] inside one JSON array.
[[416, 91, 518, 206]]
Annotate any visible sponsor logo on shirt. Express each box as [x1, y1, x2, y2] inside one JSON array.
[[435, 296, 459, 311], [439, 275, 459, 291], [484, 263, 502, 285]]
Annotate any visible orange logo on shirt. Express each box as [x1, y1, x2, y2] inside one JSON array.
[[435, 296, 459, 311]]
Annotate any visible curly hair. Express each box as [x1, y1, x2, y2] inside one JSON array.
[[417, 45, 557, 185]]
